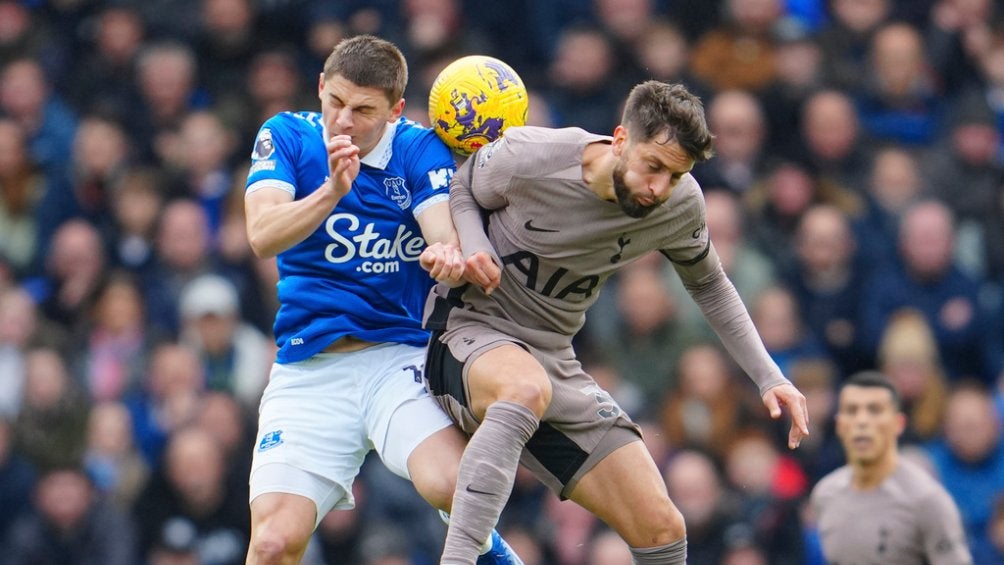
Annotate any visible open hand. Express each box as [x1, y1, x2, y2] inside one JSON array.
[[762, 383, 810, 449]]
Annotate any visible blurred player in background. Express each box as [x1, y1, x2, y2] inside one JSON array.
[[810, 371, 972, 564], [422, 80, 808, 564], [242, 35, 520, 564]]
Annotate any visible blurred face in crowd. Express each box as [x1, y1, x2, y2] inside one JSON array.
[[899, 202, 954, 280], [709, 90, 765, 162], [943, 388, 1000, 464], [36, 470, 93, 531], [836, 384, 904, 469], [802, 91, 858, 161]]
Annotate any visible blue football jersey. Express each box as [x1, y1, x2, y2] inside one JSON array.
[[245, 112, 456, 363]]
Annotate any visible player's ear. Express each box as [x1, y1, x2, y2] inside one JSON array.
[[894, 412, 907, 437], [612, 125, 629, 156], [317, 73, 326, 97], [389, 98, 405, 121]]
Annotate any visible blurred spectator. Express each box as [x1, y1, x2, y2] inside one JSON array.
[[663, 449, 738, 564], [971, 29, 1004, 151], [690, 0, 785, 92], [0, 416, 35, 542], [170, 110, 240, 237], [33, 218, 107, 333], [922, 93, 1004, 278], [817, 0, 894, 92], [130, 41, 211, 165], [661, 343, 763, 460], [544, 24, 627, 133], [925, 383, 1004, 560], [233, 46, 314, 143], [586, 527, 632, 565], [591, 0, 659, 84], [0, 118, 45, 274], [124, 342, 205, 466], [723, 429, 806, 564], [0, 56, 78, 176], [194, 391, 253, 503], [147, 517, 201, 565], [178, 273, 269, 408], [142, 199, 218, 339], [496, 524, 549, 565], [980, 495, 1004, 564], [629, 19, 701, 94], [399, 0, 488, 62], [2, 466, 137, 565], [194, 0, 261, 109], [108, 166, 167, 273], [855, 22, 945, 146], [133, 425, 250, 565], [83, 400, 150, 511], [795, 89, 874, 191], [693, 89, 769, 195], [784, 204, 869, 377], [311, 481, 367, 564], [744, 156, 864, 275], [760, 18, 825, 157], [750, 285, 830, 389], [860, 200, 989, 381], [590, 257, 706, 406], [786, 359, 845, 482], [65, 5, 146, 119], [877, 308, 949, 442], [0, 1, 53, 70], [925, 0, 996, 96], [69, 114, 133, 234], [853, 145, 925, 268], [0, 286, 36, 417], [13, 346, 89, 471], [76, 271, 151, 402], [542, 493, 599, 565]]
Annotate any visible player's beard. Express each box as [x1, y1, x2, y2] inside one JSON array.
[[613, 161, 658, 218]]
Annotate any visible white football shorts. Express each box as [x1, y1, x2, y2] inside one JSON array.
[[249, 342, 453, 520]]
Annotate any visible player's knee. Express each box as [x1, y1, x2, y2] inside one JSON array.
[[496, 376, 551, 417], [630, 503, 686, 547], [412, 465, 457, 512], [247, 519, 310, 564]]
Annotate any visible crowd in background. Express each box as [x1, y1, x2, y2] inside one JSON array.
[[0, 0, 1003, 563]]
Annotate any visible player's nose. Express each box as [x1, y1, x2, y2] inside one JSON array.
[[334, 107, 353, 129]]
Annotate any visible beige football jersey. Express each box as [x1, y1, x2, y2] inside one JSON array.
[[811, 459, 973, 565], [431, 126, 788, 394]]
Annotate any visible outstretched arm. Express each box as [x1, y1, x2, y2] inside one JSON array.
[[672, 246, 810, 448]]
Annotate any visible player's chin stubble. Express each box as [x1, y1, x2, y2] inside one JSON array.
[[613, 163, 657, 219]]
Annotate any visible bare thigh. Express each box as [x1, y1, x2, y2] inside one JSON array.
[[566, 440, 683, 548]]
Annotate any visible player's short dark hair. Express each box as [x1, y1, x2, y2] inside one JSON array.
[[843, 371, 902, 410], [323, 35, 408, 104], [621, 81, 715, 162]]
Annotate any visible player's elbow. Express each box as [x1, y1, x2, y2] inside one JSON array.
[[248, 234, 279, 259]]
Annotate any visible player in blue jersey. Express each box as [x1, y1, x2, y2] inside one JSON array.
[[242, 35, 521, 565]]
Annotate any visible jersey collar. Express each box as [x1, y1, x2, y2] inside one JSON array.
[[359, 119, 398, 170]]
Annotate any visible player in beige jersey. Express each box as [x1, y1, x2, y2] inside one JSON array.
[[420, 80, 810, 564], [810, 371, 972, 565]]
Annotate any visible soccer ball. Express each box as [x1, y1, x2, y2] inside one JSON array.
[[428, 55, 529, 156]]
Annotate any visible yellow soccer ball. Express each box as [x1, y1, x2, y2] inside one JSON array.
[[428, 55, 529, 156]]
